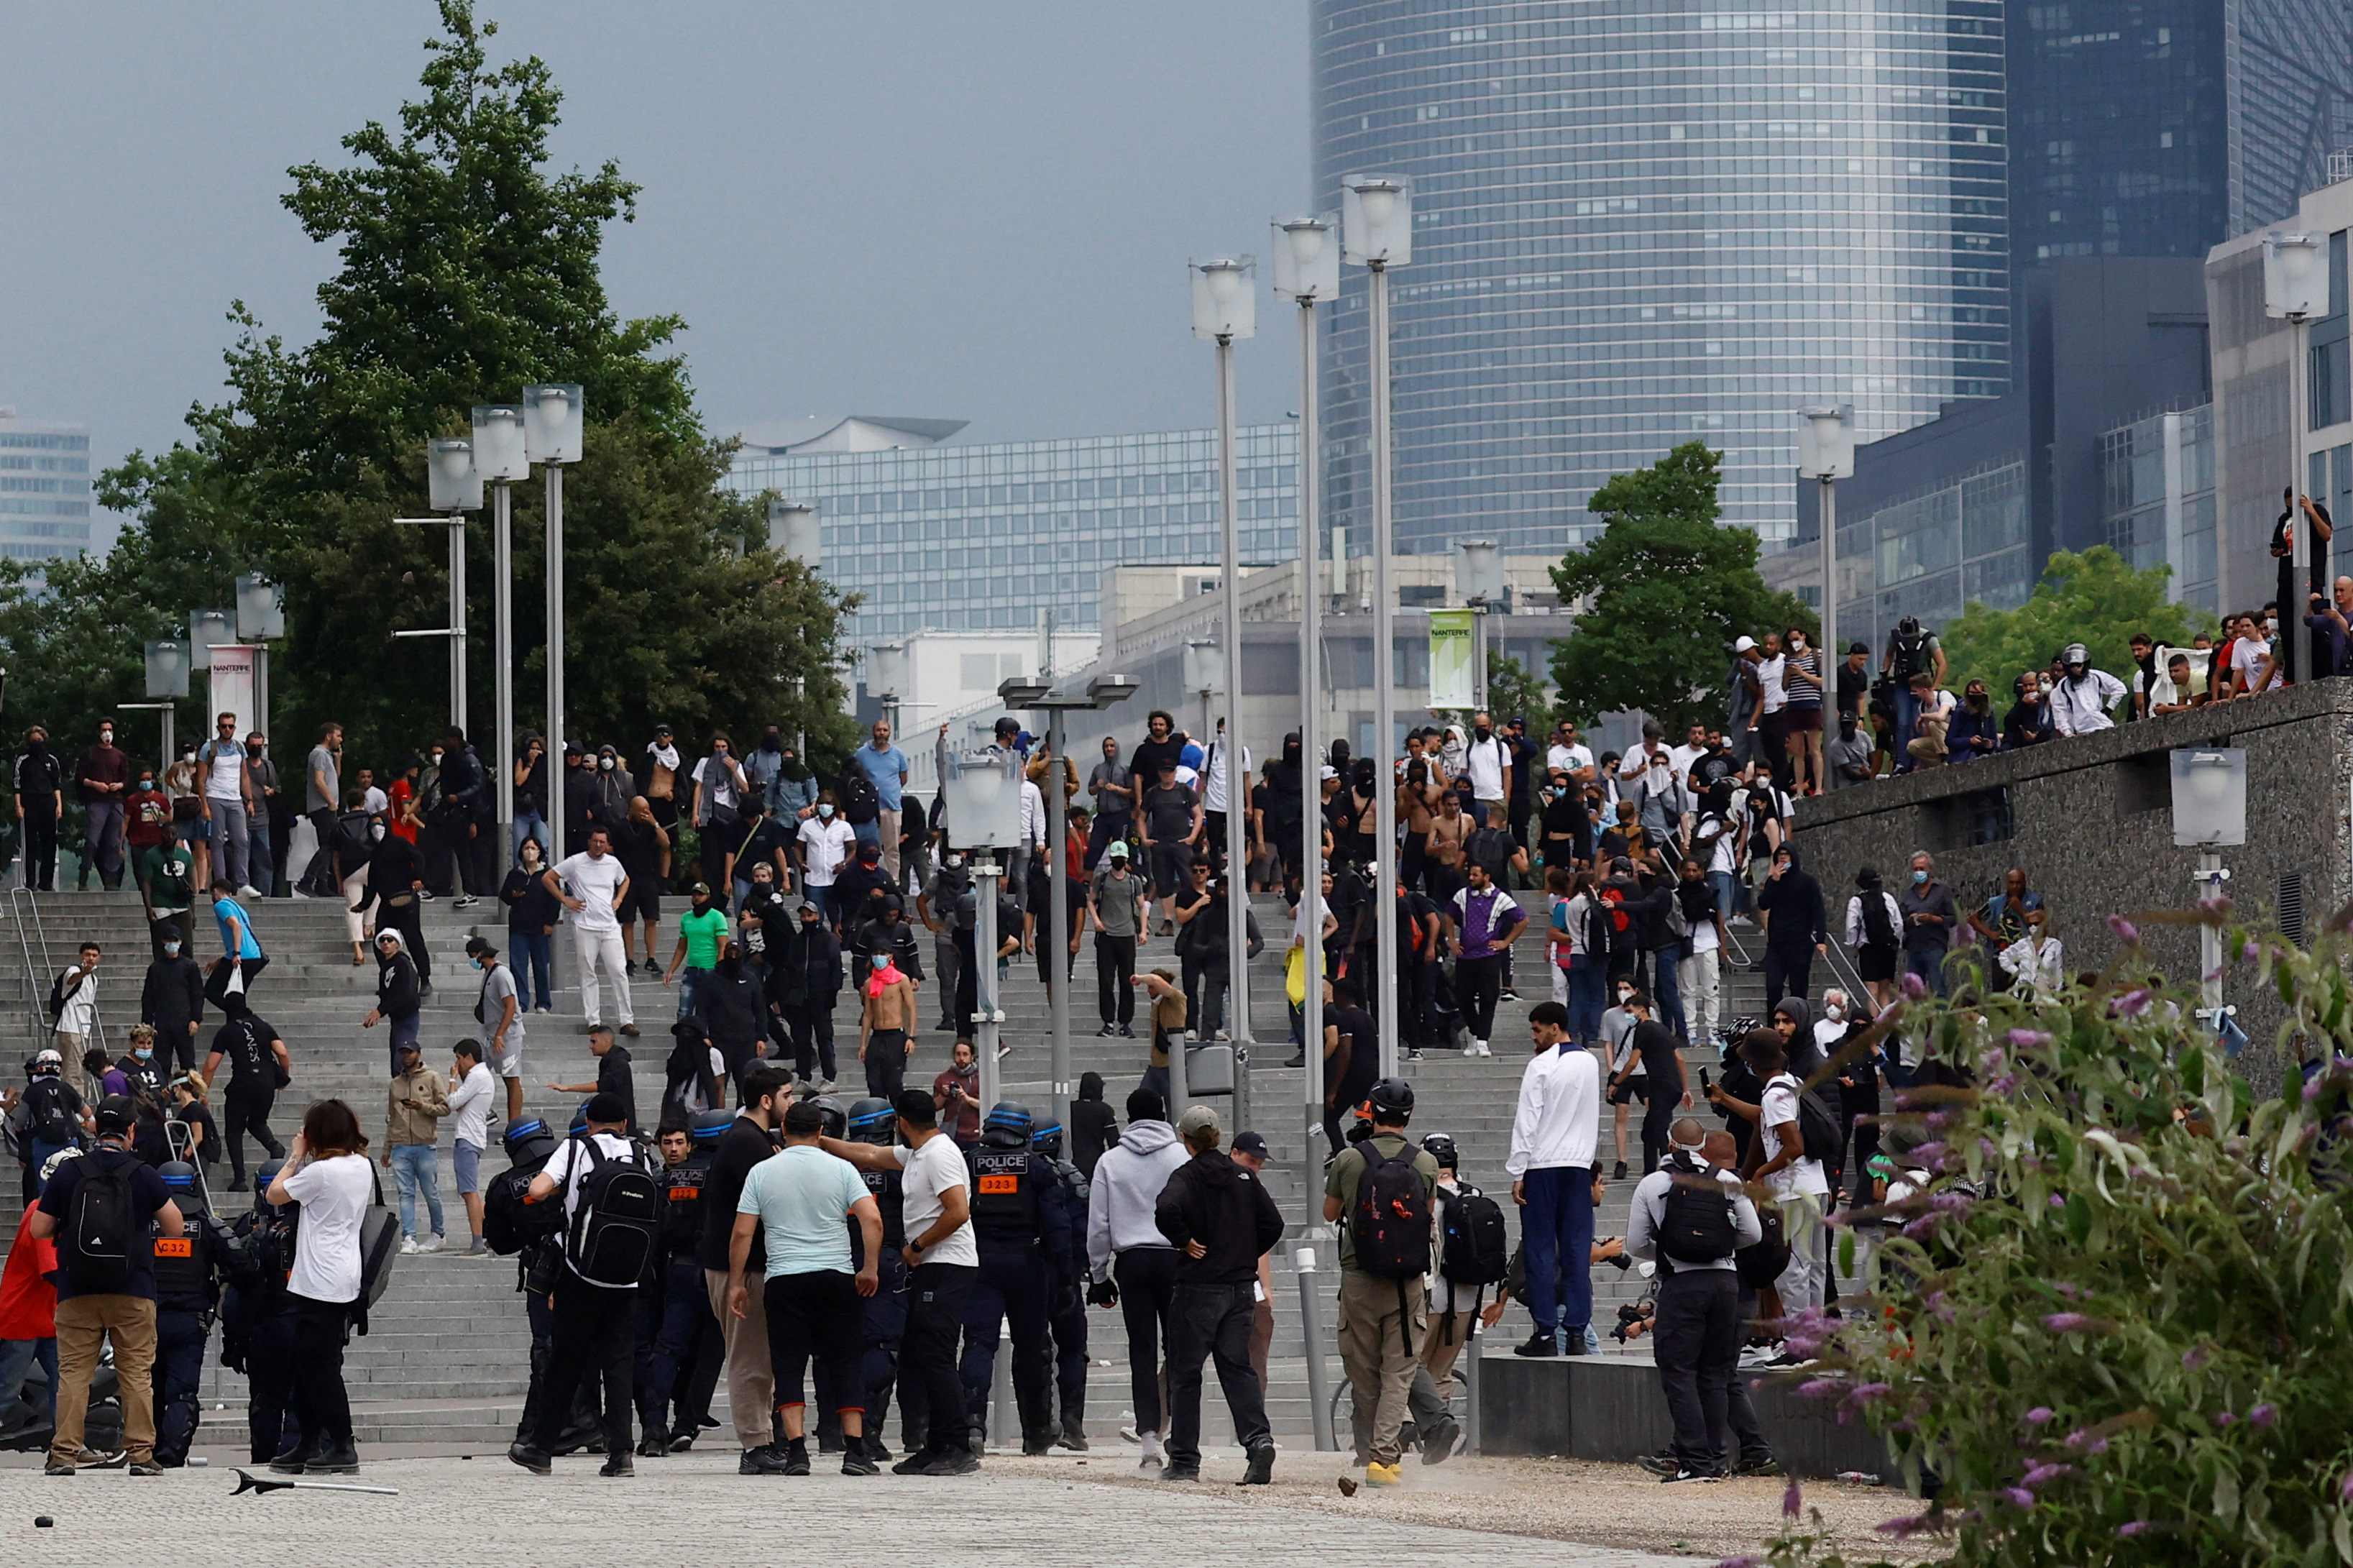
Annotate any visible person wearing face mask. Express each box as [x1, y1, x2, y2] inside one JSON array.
[[13, 725, 64, 893], [513, 734, 551, 863], [1780, 627, 1823, 796], [135, 773, 200, 961], [357, 804, 430, 994], [74, 717, 131, 891], [1896, 851, 1957, 998], [1947, 681, 2000, 761], [501, 835, 561, 1014], [689, 733, 751, 893], [559, 741, 592, 858], [780, 900, 847, 1092], [919, 849, 970, 1034], [115, 1023, 168, 1102], [795, 791, 857, 927], [139, 923, 206, 1075], [769, 743, 818, 829], [1461, 710, 1510, 825]]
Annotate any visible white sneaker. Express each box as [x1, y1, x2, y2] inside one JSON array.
[[1139, 1431, 1165, 1471], [1462, 1041, 1480, 1057], [236, 884, 262, 899], [996, 1043, 1012, 1060], [418, 1234, 444, 1253], [1474, 1039, 1492, 1057], [398, 1237, 422, 1257]]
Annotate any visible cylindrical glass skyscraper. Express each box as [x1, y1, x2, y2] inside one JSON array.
[[1312, 1, 2009, 554]]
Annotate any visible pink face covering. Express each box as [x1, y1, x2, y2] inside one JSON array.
[[866, 960, 901, 1000]]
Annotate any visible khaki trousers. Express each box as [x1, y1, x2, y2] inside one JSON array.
[[705, 1266, 774, 1451], [52, 1294, 157, 1465], [1336, 1269, 1426, 1467]]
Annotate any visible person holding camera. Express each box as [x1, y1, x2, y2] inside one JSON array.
[[263, 1099, 373, 1475]]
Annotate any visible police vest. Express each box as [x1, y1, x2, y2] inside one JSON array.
[[152, 1221, 211, 1308], [859, 1165, 907, 1252], [659, 1157, 707, 1254], [968, 1147, 1037, 1249]]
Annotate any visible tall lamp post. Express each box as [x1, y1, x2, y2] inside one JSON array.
[[470, 409, 529, 855], [1795, 406, 1856, 675], [772, 498, 820, 753], [1456, 539, 1502, 711], [395, 427, 480, 738], [2170, 747, 2246, 1033], [1191, 255, 1258, 1122], [1272, 211, 1339, 1209], [1344, 173, 1411, 1078], [2265, 234, 2329, 682], [523, 385, 585, 764]]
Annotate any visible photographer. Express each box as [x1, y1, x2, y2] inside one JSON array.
[[263, 1099, 373, 1476], [932, 1038, 981, 1148], [221, 1157, 299, 1462]]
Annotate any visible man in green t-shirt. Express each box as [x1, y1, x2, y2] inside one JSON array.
[[137, 838, 198, 960], [1320, 1076, 1439, 1487], [666, 882, 731, 1020]]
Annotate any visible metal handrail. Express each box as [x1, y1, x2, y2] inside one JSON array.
[[8, 888, 104, 1061]]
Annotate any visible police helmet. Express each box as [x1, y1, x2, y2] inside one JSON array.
[[982, 1100, 1034, 1148], [29, 1047, 62, 1078], [1031, 1118, 1065, 1160], [1364, 1076, 1416, 1121], [567, 1104, 592, 1134], [689, 1109, 733, 1145], [1419, 1131, 1459, 1170], [254, 1157, 285, 1197], [810, 1096, 848, 1141], [847, 1097, 896, 1145], [159, 1159, 208, 1216], [503, 1116, 559, 1165]]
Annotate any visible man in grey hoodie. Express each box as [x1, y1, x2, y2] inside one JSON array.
[[1085, 1086, 1189, 1472]]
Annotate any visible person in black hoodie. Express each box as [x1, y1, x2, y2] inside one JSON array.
[[1069, 1071, 1118, 1180], [356, 811, 430, 990], [141, 932, 207, 1073], [687, 945, 770, 1097], [776, 902, 844, 1090], [1752, 843, 1826, 1012], [852, 896, 925, 996], [1260, 732, 1306, 894], [663, 1019, 725, 1120], [363, 928, 423, 1076], [1152, 1103, 1284, 1484]]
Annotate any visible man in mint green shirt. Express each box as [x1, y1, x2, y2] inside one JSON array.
[[725, 1099, 883, 1474], [665, 882, 730, 1021]]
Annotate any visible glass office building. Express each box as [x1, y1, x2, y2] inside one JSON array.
[[0, 414, 93, 561], [2101, 404, 2219, 610], [723, 422, 1298, 646], [1311, 1, 2010, 554]]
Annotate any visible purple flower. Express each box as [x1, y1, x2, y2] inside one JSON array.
[[2339, 1472, 2353, 1503], [2250, 1403, 2278, 1429], [1901, 971, 1927, 999], [2023, 1406, 2055, 1425], [1849, 1382, 1894, 1403], [2114, 989, 2151, 1017], [1784, 1477, 1803, 1518], [2307, 1080, 2325, 1101], [1911, 1140, 1948, 1165], [2022, 1463, 2074, 1486], [2004, 1487, 2037, 1508], [2044, 1312, 2092, 1331], [2048, 1193, 2068, 1209], [2063, 1429, 2111, 1455], [2108, 914, 2139, 944], [2009, 1027, 2050, 1047], [1987, 1073, 2020, 1095], [1718, 1559, 1762, 1568], [2117, 1522, 2154, 1539], [2181, 1347, 2208, 1370], [1798, 1378, 1842, 1401], [2213, 1411, 2237, 1427]]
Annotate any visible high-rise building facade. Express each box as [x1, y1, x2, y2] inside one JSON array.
[[1311, 0, 2010, 554], [723, 417, 1298, 648], [0, 412, 93, 561]]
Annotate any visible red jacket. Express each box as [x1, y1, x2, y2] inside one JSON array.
[[0, 1204, 58, 1339]]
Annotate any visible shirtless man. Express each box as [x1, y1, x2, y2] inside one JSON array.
[[1398, 735, 1446, 893], [858, 952, 918, 1101], [1425, 788, 1472, 908]]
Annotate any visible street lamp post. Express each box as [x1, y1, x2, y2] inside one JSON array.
[[1191, 254, 1258, 1126], [469, 411, 527, 855], [1273, 211, 1339, 1211], [1456, 540, 1502, 711], [523, 385, 585, 766], [771, 499, 820, 754], [1344, 173, 1412, 1078], [2265, 234, 2330, 682], [1795, 406, 1856, 679]]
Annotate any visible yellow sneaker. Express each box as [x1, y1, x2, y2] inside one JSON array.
[[1364, 1461, 1403, 1487]]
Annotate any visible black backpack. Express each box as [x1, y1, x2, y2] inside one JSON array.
[[61, 1150, 145, 1293], [838, 769, 880, 827], [1736, 1202, 1790, 1288], [482, 1160, 562, 1256], [1350, 1140, 1433, 1280], [331, 810, 374, 868], [561, 1134, 662, 1285], [22, 1078, 80, 1146], [1658, 1152, 1740, 1266], [1582, 895, 1614, 959], [1436, 1185, 1509, 1288], [1788, 1076, 1844, 1167]]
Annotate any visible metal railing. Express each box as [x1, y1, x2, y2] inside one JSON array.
[[8, 888, 104, 1062]]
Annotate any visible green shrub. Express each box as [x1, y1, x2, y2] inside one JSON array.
[[1751, 915, 2353, 1567]]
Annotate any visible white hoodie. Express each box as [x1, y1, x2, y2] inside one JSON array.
[[1086, 1118, 1189, 1276]]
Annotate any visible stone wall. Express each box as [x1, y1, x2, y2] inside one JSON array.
[[1794, 679, 2353, 1083]]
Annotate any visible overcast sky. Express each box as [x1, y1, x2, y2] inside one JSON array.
[[1, 1, 1310, 537]]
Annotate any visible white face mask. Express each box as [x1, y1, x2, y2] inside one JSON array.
[[817, 803, 835, 819]]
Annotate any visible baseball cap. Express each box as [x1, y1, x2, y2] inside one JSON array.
[[1319, 765, 1339, 781], [1177, 1104, 1222, 1141], [1106, 840, 1130, 859], [1733, 635, 1758, 653], [1231, 1130, 1268, 1158], [94, 1094, 137, 1134]]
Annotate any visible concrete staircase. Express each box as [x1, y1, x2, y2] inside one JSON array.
[[0, 882, 1845, 1452]]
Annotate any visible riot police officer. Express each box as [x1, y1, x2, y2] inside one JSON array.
[[842, 1096, 914, 1457], [482, 1115, 579, 1451], [151, 1159, 236, 1465], [640, 1109, 728, 1453], [221, 1157, 298, 1462], [958, 1101, 1072, 1454], [1032, 1115, 1092, 1449]]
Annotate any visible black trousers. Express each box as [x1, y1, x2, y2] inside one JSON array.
[[861, 1250, 910, 1442], [1641, 1081, 1678, 1177], [1651, 1269, 1766, 1476], [154, 1306, 208, 1465], [1458, 953, 1505, 1042], [766, 1270, 865, 1416], [1046, 1270, 1088, 1424], [959, 1248, 1055, 1444], [792, 1004, 838, 1082], [1165, 1280, 1269, 1464], [21, 807, 55, 891], [1763, 946, 1812, 1013], [1095, 933, 1137, 1025], [224, 1081, 283, 1188], [1113, 1247, 1180, 1435], [242, 1296, 298, 1462], [288, 1294, 353, 1449], [903, 1261, 977, 1457], [534, 1270, 637, 1454], [203, 954, 270, 1012]]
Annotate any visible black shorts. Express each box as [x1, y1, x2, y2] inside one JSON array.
[[1856, 943, 1899, 982], [1608, 1076, 1647, 1106], [616, 879, 662, 923]]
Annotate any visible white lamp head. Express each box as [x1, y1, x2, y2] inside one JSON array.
[[1455, 539, 1503, 604], [1270, 215, 1341, 301], [520, 383, 585, 465], [144, 640, 191, 700], [426, 438, 484, 511], [2264, 233, 2329, 320], [234, 574, 285, 641], [769, 498, 820, 567], [188, 609, 234, 671], [1190, 257, 1257, 341], [1794, 405, 1856, 480], [470, 405, 530, 481], [1341, 175, 1413, 266]]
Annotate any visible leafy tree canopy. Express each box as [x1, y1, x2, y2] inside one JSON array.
[[1546, 442, 1815, 733], [1937, 546, 2217, 703], [58, 0, 856, 776]]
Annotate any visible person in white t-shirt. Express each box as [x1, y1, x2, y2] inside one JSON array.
[[1710, 1031, 1830, 1346], [821, 1088, 980, 1474], [446, 1038, 497, 1254], [265, 1099, 377, 1473], [1462, 712, 1510, 810], [546, 825, 636, 1035], [1666, 722, 1710, 794], [1545, 721, 1597, 787], [795, 794, 858, 925]]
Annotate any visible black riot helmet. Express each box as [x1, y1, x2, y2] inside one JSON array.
[[981, 1101, 1034, 1149], [848, 1097, 896, 1145], [1031, 1118, 1065, 1160], [159, 1159, 207, 1217], [689, 1109, 733, 1147], [503, 1115, 559, 1166], [810, 1096, 848, 1141], [254, 1157, 286, 1207], [1418, 1131, 1459, 1170]]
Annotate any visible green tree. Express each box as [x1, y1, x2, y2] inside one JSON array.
[[1546, 442, 1815, 733], [1937, 546, 2216, 703], [84, 0, 855, 775], [1484, 649, 1553, 728]]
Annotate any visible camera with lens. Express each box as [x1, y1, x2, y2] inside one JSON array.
[[1611, 1298, 1655, 1344]]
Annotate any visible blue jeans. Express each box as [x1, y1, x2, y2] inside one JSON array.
[[1904, 945, 1950, 997], [676, 965, 709, 1022], [802, 885, 831, 925], [1520, 1163, 1596, 1339], [0, 1334, 58, 1428], [1707, 870, 1738, 924], [1894, 687, 1921, 772], [389, 1142, 443, 1239], [1567, 953, 1606, 1045], [514, 928, 554, 1010], [1651, 944, 1687, 1039]]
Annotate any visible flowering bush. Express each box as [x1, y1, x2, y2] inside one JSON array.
[[1753, 916, 2353, 1567]]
